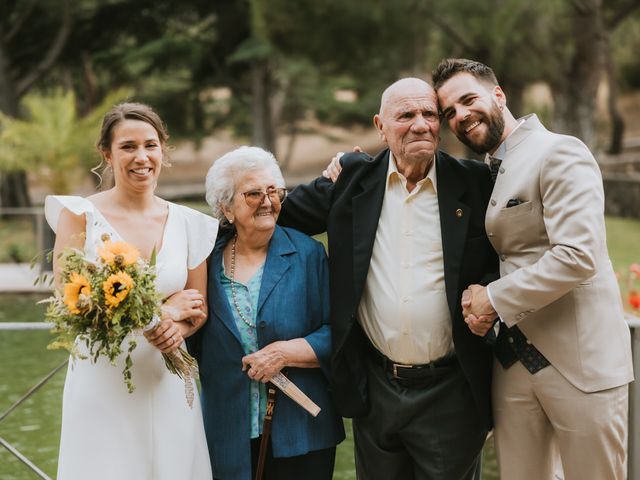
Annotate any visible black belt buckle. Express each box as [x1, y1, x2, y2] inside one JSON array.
[[392, 362, 416, 379]]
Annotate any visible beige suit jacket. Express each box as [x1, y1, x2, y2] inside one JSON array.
[[487, 114, 633, 393]]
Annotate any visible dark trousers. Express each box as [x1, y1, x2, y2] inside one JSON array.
[[250, 436, 336, 480], [353, 353, 488, 480]]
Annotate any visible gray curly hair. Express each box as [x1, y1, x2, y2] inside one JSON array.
[[205, 146, 285, 226]]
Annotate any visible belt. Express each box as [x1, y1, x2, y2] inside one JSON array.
[[367, 343, 457, 380]]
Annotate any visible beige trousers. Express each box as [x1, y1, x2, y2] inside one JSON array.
[[492, 359, 628, 480]]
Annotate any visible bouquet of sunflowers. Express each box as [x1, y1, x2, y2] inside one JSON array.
[[43, 235, 199, 406]]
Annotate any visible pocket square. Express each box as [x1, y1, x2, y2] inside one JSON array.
[[506, 198, 523, 208]]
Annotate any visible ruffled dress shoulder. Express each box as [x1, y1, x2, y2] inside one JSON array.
[[44, 195, 215, 480]]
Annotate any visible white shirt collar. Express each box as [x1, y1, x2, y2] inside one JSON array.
[[387, 151, 438, 194]]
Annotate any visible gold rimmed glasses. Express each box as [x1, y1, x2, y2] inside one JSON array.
[[240, 187, 287, 208]]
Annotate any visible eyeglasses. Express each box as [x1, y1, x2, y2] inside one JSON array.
[[240, 187, 287, 208]]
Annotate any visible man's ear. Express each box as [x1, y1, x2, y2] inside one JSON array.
[[373, 114, 386, 142], [493, 85, 507, 110]]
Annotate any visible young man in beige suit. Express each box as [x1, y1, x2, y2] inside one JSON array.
[[433, 58, 634, 480]]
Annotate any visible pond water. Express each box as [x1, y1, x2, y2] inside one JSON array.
[[0, 293, 497, 480], [0, 294, 66, 479], [0, 294, 355, 480]]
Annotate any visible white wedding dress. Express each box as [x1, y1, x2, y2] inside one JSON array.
[[45, 195, 218, 480]]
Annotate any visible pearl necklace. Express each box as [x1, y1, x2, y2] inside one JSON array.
[[230, 235, 256, 328]]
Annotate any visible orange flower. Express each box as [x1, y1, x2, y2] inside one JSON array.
[[98, 241, 139, 266], [629, 292, 640, 310], [629, 291, 640, 310], [103, 271, 134, 310], [63, 272, 92, 314]]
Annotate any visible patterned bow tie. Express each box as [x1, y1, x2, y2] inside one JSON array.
[[489, 157, 502, 183]]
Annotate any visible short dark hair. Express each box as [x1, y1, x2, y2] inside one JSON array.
[[432, 58, 498, 90]]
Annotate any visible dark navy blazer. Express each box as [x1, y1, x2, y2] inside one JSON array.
[[188, 226, 345, 480]]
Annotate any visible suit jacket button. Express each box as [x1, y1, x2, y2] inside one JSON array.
[[500, 254, 506, 261], [499, 167, 505, 174], [490, 199, 497, 206], [455, 208, 463, 218], [508, 336, 514, 343], [259, 321, 266, 328]]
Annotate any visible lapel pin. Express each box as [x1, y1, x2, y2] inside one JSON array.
[[455, 208, 463, 218]]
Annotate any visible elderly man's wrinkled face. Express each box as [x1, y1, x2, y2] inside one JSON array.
[[374, 82, 440, 164], [437, 72, 505, 154]]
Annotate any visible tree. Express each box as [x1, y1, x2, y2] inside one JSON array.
[[58, 0, 219, 134], [426, 0, 640, 149], [0, 0, 72, 207], [227, 0, 277, 154], [425, 0, 547, 118], [223, 0, 442, 161], [0, 88, 130, 194], [602, 0, 640, 153], [539, 0, 605, 148]]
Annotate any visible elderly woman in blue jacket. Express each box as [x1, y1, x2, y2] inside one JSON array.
[[189, 146, 344, 480]]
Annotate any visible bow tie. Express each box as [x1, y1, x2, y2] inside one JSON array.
[[489, 157, 502, 183]]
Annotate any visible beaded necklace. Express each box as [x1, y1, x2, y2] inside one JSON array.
[[230, 235, 256, 328]]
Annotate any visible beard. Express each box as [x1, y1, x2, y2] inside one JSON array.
[[457, 102, 505, 154]]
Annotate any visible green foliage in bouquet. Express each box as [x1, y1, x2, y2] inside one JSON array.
[[43, 236, 161, 393]]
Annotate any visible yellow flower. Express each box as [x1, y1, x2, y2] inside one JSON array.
[[103, 271, 134, 309], [63, 272, 92, 314], [98, 241, 139, 266]]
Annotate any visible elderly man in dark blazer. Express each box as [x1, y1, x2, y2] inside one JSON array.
[[278, 78, 497, 480]]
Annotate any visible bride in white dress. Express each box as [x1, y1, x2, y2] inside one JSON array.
[[44, 103, 217, 480]]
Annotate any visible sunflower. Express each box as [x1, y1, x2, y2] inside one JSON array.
[[63, 272, 92, 314], [98, 241, 140, 266], [103, 271, 134, 309]]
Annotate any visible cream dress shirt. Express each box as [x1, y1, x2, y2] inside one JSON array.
[[357, 153, 454, 364]]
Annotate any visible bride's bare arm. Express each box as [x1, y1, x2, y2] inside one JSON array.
[[145, 260, 208, 352], [52, 209, 85, 288]]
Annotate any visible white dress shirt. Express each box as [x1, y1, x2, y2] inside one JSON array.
[[357, 153, 454, 364]]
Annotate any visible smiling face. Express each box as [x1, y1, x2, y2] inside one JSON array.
[[374, 79, 440, 166], [103, 119, 163, 193], [437, 72, 506, 154], [224, 168, 281, 238]]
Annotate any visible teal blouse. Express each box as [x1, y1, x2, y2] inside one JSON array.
[[220, 263, 266, 439]]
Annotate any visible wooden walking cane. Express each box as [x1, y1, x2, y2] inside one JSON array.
[[255, 384, 277, 480]]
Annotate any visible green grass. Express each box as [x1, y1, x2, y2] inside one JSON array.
[[0, 215, 639, 479], [605, 217, 640, 269], [334, 424, 499, 479], [0, 217, 38, 263], [307, 215, 640, 479], [605, 217, 640, 311]]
